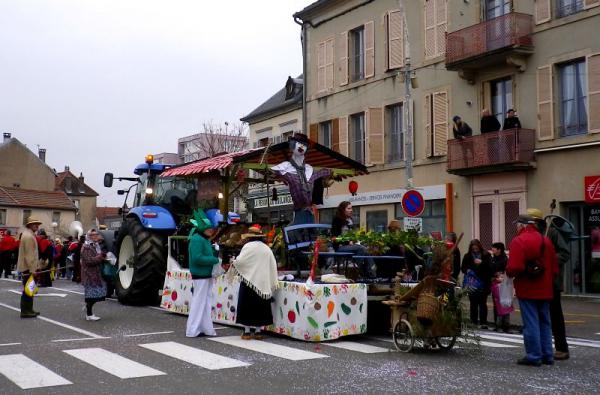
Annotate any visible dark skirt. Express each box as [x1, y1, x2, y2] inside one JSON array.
[[235, 281, 273, 327]]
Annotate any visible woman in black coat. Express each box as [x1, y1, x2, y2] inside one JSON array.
[[461, 239, 492, 328]]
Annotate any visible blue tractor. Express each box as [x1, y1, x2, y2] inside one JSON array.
[[104, 155, 198, 305]]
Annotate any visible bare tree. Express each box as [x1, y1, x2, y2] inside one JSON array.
[[182, 121, 249, 162]]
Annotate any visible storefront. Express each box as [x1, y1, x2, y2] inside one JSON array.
[[247, 191, 294, 224]]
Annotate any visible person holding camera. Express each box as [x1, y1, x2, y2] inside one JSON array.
[[80, 229, 107, 321], [506, 215, 558, 367]]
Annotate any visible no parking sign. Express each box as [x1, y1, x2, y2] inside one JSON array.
[[402, 190, 425, 217]]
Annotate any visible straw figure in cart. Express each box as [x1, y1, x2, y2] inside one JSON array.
[[271, 133, 332, 225], [229, 225, 279, 340], [186, 209, 220, 337]]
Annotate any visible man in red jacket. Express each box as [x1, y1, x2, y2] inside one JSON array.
[[0, 230, 17, 278], [506, 215, 559, 367]]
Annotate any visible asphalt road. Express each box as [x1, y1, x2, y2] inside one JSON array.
[[1, 278, 599, 395]]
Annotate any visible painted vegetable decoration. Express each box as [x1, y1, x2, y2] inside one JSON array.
[[327, 300, 335, 318], [288, 310, 296, 323], [307, 316, 319, 329], [341, 303, 351, 315]]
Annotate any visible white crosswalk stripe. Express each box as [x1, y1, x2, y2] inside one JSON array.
[[63, 348, 166, 379], [0, 354, 72, 389], [322, 341, 389, 353], [140, 341, 250, 370], [209, 336, 329, 360]]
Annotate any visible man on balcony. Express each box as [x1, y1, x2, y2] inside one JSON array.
[[480, 109, 501, 134], [503, 109, 522, 130]]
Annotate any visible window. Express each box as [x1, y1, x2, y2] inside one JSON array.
[[557, 0, 584, 18], [387, 104, 404, 163], [349, 113, 366, 163], [350, 26, 365, 82], [319, 121, 332, 148], [0, 209, 6, 225], [485, 0, 511, 20], [52, 211, 61, 225], [281, 131, 293, 142], [559, 60, 587, 136], [395, 199, 446, 235], [22, 209, 31, 226], [491, 77, 513, 126], [258, 137, 270, 147], [366, 210, 388, 232]]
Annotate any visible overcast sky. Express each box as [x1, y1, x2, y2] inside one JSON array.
[[0, 0, 309, 206]]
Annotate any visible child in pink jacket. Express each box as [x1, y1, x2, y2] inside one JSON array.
[[491, 272, 514, 333]]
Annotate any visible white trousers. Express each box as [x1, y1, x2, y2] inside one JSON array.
[[186, 278, 216, 337]]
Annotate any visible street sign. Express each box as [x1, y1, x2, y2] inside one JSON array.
[[403, 217, 423, 232], [402, 190, 425, 217], [585, 175, 600, 203]]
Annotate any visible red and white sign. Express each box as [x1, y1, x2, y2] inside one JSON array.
[[585, 176, 600, 203]]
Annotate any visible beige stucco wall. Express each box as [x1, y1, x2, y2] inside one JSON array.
[[248, 108, 303, 144], [1, 206, 76, 238], [74, 196, 98, 231], [0, 140, 56, 191]]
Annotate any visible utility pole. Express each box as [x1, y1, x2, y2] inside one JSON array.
[[398, 0, 414, 189]]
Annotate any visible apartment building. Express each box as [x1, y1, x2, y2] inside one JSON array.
[[241, 76, 304, 223], [294, 0, 600, 294]]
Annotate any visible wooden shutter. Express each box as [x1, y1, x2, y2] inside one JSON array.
[[424, 93, 433, 157], [535, 0, 551, 24], [364, 21, 375, 79], [317, 41, 326, 92], [536, 65, 554, 140], [388, 10, 404, 69], [366, 107, 384, 165], [325, 38, 334, 91], [435, 0, 447, 57], [424, 0, 436, 59], [587, 53, 600, 133], [309, 123, 318, 143], [433, 91, 448, 156], [332, 118, 340, 152], [338, 116, 349, 156], [584, 0, 600, 9], [339, 31, 349, 86]]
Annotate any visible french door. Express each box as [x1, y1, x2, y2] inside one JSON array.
[[474, 192, 524, 250]]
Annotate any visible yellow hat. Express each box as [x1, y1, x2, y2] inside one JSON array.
[[25, 218, 42, 227], [526, 208, 544, 220]]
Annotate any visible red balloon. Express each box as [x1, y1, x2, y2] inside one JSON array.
[[348, 181, 359, 196]]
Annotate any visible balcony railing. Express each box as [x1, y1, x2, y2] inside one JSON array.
[[446, 12, 534, 67], [447, 128, 535, 175]]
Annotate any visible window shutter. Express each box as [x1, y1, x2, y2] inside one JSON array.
[[435, 0, 447, 57], [325, 38, 335, 91], [424, 93, 433, 157], [309, 123, 318, 143], [339, 31, 349, 86], [338, 116, 349, 156], [433, 91, 449, 156], [424, 0, 436, 59], [317, 41, 326, 92], [535, 0, 551, 24], [366, 107, 384, 165], [584, 0, 600, 9], [587, 53, 600, 133], [388, 10, 404, 69], [332, 118, 340, 152], [536, 65, 554, 140], [364, 21, 375, 78]]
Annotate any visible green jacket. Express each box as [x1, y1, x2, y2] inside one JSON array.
[[188, 232, 218, 278]]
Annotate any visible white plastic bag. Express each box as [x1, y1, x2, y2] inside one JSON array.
[[211, 259, 225, 278], [499, 275, 514, 308]]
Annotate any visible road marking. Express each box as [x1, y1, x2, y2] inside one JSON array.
[[7, 290, 67, 297], [484, 331, 600, 347], [209, 336, 329, 361], [0, 343, 21, 347], [0, 278, 21, 283], [49, 286, 84, 295], [321, 341, 389, 353], [124, 331, 174, 338], [457, 338, 518, 348], [0, 302, 104, 339], [52, 337, 110, 343], [140, 341, 250, 370], [64, 348, 166, 379], [0, 354, 72, 389], [477, 334, 525, 345]]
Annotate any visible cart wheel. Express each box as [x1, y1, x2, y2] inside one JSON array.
[[435, 336, 457, 350], [392, 319, 415, 353]]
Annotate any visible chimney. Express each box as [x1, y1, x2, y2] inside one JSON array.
[[3, 133, 10, 143], [64, 165, 70, 172], [38, 148, 46, 163], [79, 172, 84, 183]]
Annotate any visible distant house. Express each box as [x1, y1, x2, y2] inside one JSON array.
[[153, 152, 181, 165], [55, 167, 99, 231], [0, 133, 56, 191], [0, 186, 76, 237], [96, 206, 122, 231]]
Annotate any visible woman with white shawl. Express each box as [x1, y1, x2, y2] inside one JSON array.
[[230, 225, 278, 340]]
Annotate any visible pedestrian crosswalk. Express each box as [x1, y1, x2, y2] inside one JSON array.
[[1, 332, 599, 390]]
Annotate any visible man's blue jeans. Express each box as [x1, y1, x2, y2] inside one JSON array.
[[518, 298, 553, 362]]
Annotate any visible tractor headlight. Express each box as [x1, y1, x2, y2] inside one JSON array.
[[145, 187, 154, 195]]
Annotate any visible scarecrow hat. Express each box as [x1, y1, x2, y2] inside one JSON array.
[[190, 209, 213, 233], [289, 133, 310, 145], [25, 218, 42, 227], [242, 225, 265, 240]]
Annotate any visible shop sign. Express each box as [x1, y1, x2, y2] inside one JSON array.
[[253, 194, 293, 210], [403, 217, 423, 232], [585, 176, 600, 203], [321, 185, 446, 209]]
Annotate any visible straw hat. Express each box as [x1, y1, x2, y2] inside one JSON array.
[[242, 225, 265, 240], [25, 218, 42, 227], [526, 208, 544, 220]]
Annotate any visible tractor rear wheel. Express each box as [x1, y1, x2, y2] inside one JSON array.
[[115, 217, 167, 305]]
